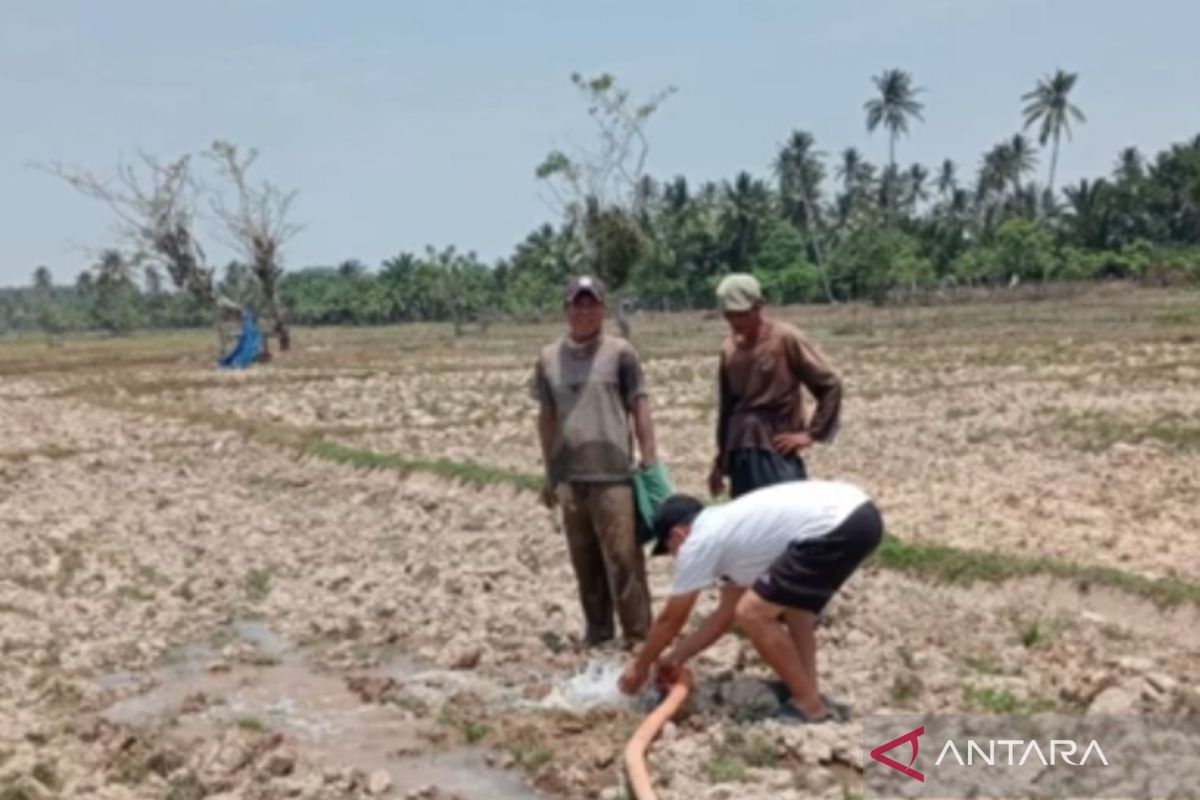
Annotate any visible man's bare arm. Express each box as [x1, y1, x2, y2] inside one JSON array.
[[664, 585, 745, 665], [632, 395, 658, 465]]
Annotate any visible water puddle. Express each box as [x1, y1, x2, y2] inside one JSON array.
[[386, 751, 536, 799], [103, 618, 287, 725], [98, 620, 539, 799], [94, 669, 140, 693], [231, 618, 289, 658], [534, 659, 644, 712], [528, 659, 789, 720]]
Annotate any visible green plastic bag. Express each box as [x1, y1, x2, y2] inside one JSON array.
[[633, 462, 676, 545]]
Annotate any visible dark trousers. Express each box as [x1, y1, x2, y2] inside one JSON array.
[[558, 482, 652, 644], [728, 448, 807, 499]]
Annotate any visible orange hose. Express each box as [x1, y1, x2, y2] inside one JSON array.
[[624, 668, 693, 800]]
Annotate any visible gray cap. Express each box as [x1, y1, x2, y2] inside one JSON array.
[[715, 273, 763, 312]]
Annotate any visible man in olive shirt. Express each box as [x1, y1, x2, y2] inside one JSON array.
[[708, 274, 842, 499], [534, 276, 657, 646]]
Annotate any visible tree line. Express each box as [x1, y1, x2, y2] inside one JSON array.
[[7, 69, 1200, 338]]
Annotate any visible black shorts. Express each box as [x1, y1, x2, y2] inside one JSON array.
[[751, 501, 884, 613]]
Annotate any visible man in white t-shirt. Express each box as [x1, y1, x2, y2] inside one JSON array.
[[617, 480, 883, 723]]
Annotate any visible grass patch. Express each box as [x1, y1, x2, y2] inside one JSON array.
[[523, 747, 554, 770], [705, 755, 747, 783], [829, 322, 875, 337], [499, 723, 560, 775], [0, 445, 91, 463], [966, 655, 1003, 675], [1018, 617, 1068, 649], [739, 738, 781, 769], [963, 686, 1054, 715], [109, 370, 370, 398], [138, 565, 166, 585], [245, 569, 272, 601], [462, 720, 491, 744], [1153, 308, 1200, 326], [391, 693, 431, 716], [237, 716, 268, 733], [889, 672, 924, 706], [305, 439, 542, 492], [1020, 620, 1045, 648], [706, 730, 778, 782], [872, 534, 1200, 608], [1059, 410, 1200, 453], [117, 585, 155, 603], [164, 780, 205, 800], [31, 762, 60, 791]]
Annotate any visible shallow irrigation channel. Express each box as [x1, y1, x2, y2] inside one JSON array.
[[93, 619, 693, 798]]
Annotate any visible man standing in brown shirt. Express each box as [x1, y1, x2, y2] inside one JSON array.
[[534, 276, 656, 647], [708, 274, 842, 499]]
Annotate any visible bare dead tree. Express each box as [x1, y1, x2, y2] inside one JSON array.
[[536, 73, 675, 337], [36, 153, 241, 349], [206, 140, 301, 354], [537, 73, 675, 216]]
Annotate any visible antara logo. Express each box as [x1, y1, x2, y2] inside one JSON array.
[[871, 726, 926, 782], [934, 738, 1108, 767], [871, 727, 1109, 782]]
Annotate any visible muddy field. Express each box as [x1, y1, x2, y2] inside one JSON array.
[[3, 286, 1200, 799]]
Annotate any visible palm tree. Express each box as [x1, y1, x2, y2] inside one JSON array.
[[929, 184, 973, 276], [877, 166, 900, 217], [337, 259, 367, 279], [978, 143, 1010, 200], [662, 176, 690, 215], [979, 137, 1037, 200], [1007, 134, 1039, 196], [834, 147, 879, 228], [95, 249, 133, 292], [1063, 178, 1112, 249], [936, 159, 958, 198], [906, 163, 930, 211], [1013, 182, 1045, 219], [1114, 147, 1144, 183], [32, 266, 53, 292], [91, 249, 138, 334], [865, 69, 924, 222], [864, 69, 925, 172], [774, 130, 836, 302], [719, 172, 771, 271], [949, 188, 971, 225], [1022, 69, 1086, 196], [836, 147, 864, 194]]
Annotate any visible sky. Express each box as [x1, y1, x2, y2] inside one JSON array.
[[3, 0, 1199, 287]]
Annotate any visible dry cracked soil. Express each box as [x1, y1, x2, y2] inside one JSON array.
[[3, 286, 1200, 800]]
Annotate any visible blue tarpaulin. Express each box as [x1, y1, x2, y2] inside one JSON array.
[[218, 310, 263, 369]]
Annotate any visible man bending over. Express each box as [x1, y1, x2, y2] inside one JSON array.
[[618, 480, 883, 723]]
